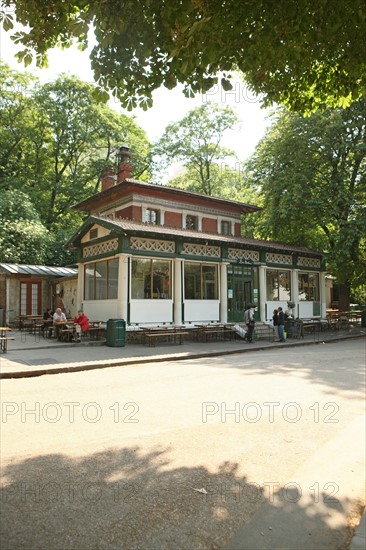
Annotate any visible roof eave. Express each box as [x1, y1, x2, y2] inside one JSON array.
[[72, 179, 261, 214]]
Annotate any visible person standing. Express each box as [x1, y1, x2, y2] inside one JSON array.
[[277, 306, 285, 342], [244, 305, 255, 343], [272, 309, 279, 342]]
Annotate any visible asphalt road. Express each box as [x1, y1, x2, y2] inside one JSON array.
[[1, 339, 365, 549]]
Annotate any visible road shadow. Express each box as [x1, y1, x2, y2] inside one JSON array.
[[1, 446, 361, 549], [203, 337, 366, 398]]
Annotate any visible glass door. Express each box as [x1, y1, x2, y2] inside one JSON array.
[[227, 265, 253, 322]]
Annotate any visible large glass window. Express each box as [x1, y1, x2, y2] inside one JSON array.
[[20, 281, 41, 315], [131, 258, 171, 299], [266, 269, 291, 301], [298, 272, 319, 301], [184, 262, 218, 300], [84, 259, 119, 300], [95, 261, 107, 300]]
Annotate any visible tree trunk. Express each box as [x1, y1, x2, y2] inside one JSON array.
[[338, 282, 351, 312]]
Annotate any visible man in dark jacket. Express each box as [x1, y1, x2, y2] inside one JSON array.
[[244, 305, 255, 343], [277, 307, 285, 342]]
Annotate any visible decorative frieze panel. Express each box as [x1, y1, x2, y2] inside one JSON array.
[[265, 252, 292, 265], [83, 238, 118, 258], [130, 237, 174, 253], [182, 243, 221, 257], [297, 256, 321, 268], [228, 248, 259, 262]]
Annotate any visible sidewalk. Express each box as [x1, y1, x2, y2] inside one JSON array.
[[1, 326, 364, 379]]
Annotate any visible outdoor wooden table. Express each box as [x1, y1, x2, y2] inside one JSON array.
[[140, 326, 189, 347], [301, 319, 321, 336], [18, 315, 42, 331], [0, 327, 15, 353], [29, 316, 45, 335], [88, 321, 105, 340], [195, 324, 236, 342], [326, 311, 348, 330], [23, 315, 44, 333], [59, 322, 77, 342], [342, 311, 362, 324], [54, 321, 76, 341]]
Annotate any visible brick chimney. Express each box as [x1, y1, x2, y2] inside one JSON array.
[[101, 164, 116, 192], [117, 144, 132, 183]]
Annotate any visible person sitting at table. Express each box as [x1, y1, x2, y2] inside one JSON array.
[[53, 307, 67, 339], [43, 308, 54, 337], [73, 310, 90, 338]]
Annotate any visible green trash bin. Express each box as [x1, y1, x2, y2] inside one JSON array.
[[361, 310, 366, 328], [106, 319, 126, 347], [285, 318, 294, 338]]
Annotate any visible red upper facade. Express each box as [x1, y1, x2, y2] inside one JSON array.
[[73, 160, 261, 239]]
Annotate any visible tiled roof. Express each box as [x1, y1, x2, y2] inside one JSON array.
[[73, 178, 261, 214], [93, 215, 322, 256], [0, 264, 77, 276]]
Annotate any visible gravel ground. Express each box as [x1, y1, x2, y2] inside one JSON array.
[[1, 339, 365, 549]]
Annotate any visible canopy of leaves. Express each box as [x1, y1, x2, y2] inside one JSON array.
[[246, 99, 366, 305], [0, 189, 49, 263], [155, 103, 239, 196], [0, 62, 151, 264], [1, 1, 366, 112]]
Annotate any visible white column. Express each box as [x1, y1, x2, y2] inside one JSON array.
[[320, 271, 327, 318], [117, 254, 129, 320], [292, 269, 299, 318], [76, 262, 84, 311], [173, 258, 183, 325], [258, 265, 266, 321], [141, 206, 146, 223], [220, 262, 228, 323], [5, 277, 10, 325]]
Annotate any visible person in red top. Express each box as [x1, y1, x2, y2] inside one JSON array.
[[73, 310, 90, 333]]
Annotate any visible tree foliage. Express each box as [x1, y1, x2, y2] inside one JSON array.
[[246, 100, 366, 307], [0, 62, 151, 264], [156, 103, 239, 196], [1, 1, 366, 112], [0, 189, 49, 263]]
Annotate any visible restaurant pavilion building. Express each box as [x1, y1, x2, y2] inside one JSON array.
[[68, 147, 325, 326]]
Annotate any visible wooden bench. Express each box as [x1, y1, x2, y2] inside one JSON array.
[[253, 324, 275, 342], [144, 330, 189, 347], [86, 326, 106, 340], [302, 322, 320, 335], [199, 328, 235, 342], [195, 324, 237, 343], [0, 336, 15, 353], [58, 327, 75, 342]]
